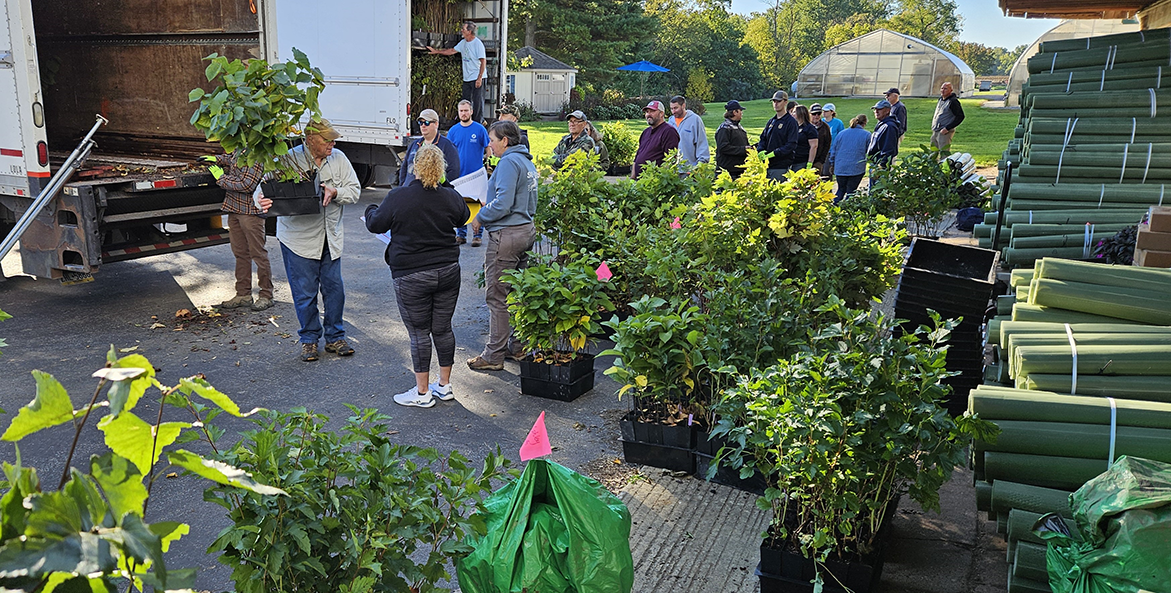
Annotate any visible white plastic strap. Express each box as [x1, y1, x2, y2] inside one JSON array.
[[1099, 70, 1106, 92], [1161, 185, 1166, 206], [1099, 184, 1106, 208], [1132, 118, 1137, 144], [1065, 323, 1078, 395], [1141, 30, 1146, 43], [1083, 223, 1095, 258], [1051, 52, 1059, 74], [1029, 210, 1034, 224], [1067, 71, 1074, 93], [1107, 396, 1118, 467], [1143, 143, 1154, 184], [1056, 117, 1079, 184], [1107, 46, 1115, 70], [1120, 143, 1129, 183], [1151, 88, 1159, 118]]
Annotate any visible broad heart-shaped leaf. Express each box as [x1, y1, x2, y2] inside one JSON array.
[[166, 450, 286, 496], [2, 371, 75, 442], [25, 471, 111, 537], [98, 353, 156, 418], [97, 413, 189, 475], [90, 454, 147, 521], [0, 533, 116, 579], [177, 377, 261, 417]]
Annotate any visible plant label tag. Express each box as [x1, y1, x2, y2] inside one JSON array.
[[687, 414, 694, 426], [670, 217, 682, 229], [520, 411, 553, 461]]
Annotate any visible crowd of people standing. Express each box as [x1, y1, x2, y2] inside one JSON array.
[[206, 56, 968, 407]]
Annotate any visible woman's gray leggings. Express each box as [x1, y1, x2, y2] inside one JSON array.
[[392, 262, 461, 372]]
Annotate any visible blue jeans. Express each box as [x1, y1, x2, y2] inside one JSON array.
[[281, 241, 345, 344], [455, 225, 482, 239]]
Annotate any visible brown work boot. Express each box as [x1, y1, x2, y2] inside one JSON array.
[[467, 355, 504, 371], [325, 339, 355, 356], [470, 236, 482, 247], [300, 342, 319, 362], [456, 236, 467, 245], [220, 295, 253, 309]]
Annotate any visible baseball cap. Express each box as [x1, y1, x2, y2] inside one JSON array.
[[724, 100, 744, 111], [810, 103, 823, 114], [872, 99, 892, 110], [305, 117, 341, 141], [643, 100, 665, 113], [566, 109, 588, 121], [496, 104, 520, 117], [822, 102, 837, 112], [418, 108, 439, 122], [884, 87, 900, 96], [771, 90, 788, 102]]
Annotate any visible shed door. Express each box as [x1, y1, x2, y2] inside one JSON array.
[[533, 73, 565, 113]]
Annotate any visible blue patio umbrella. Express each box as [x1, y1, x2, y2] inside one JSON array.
[[617, 61, 670, 99]]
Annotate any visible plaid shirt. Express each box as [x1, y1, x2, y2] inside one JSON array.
[[216, 153, 265, 216]]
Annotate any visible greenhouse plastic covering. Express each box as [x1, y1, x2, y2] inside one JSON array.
[[796, 29, 974, 97]]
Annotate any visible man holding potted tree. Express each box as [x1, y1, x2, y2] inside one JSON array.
[[277, 118, 363, 362]]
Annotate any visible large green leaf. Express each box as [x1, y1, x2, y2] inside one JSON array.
[[2, 371, 75, 442], [166, 450, 286, 496], [25, 473, 110, 537], [0, 533, 116, 579], [90, 454, 147, 521], [113, 514, 163, 574], [97, 354, 155, 418], [177, 378, 261, 417], [97, 414, 189, 475]]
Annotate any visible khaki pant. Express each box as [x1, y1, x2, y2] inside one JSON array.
[[930, 129, 955, 152], [227, 213, 273, 299], [481, 223, 535, 363]]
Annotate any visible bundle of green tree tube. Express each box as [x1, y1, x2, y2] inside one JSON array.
[[987, 28, 1171, 267]]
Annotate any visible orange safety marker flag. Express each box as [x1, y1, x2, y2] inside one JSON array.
[[519, 411, 553, 461]]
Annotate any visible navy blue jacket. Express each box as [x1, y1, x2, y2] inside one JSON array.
[[867, 116, 900, 167], [757, 113, 798, 170], [398, 135, 461, 186]]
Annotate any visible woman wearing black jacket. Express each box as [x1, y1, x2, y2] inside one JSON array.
[[365, 144, 470, 408]]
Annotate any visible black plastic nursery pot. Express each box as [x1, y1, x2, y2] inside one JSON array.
[[693, 431, 767, 495], [519, 354, 595, 402], [261, 180, 322, 217], [619, 410, 695, 473]]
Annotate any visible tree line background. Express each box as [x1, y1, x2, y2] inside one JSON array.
[[508, 0, 1028, 103]]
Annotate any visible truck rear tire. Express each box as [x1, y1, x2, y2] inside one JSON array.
[[353, 163, 376, 188]]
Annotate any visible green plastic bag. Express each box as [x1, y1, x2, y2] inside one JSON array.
[[1035, 456, 1171, 593], [457, 459, 634, 593]]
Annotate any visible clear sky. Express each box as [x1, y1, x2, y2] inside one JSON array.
[[727, 0, 1062, 49]]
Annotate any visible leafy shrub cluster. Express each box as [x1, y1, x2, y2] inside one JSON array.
[[597, 121, 637, 167], [855, 147, 992, 237]]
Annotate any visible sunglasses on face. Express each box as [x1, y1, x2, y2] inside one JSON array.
[[417, 119, 436, 126]]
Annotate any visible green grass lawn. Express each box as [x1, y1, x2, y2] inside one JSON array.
[[521, 97, 1019, 167]]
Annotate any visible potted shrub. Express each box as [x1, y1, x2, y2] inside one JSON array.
[[711, 300, 998, 592], [598, 121, 636, 176], [601, 295, 710, 472], [858, 147, 967, 239], [503, 257, 615, 401], [188, 48, 326, 215]]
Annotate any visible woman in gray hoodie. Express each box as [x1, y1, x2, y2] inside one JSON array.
[[467, 120, 538, 371]]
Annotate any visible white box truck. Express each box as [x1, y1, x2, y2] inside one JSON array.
[[0, 0, 507, 281]]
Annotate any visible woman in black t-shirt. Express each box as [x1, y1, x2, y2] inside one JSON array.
[[791, 105, 819, 172]]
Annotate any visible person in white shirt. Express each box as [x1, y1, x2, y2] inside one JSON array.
[[428, 22, 487, 123]]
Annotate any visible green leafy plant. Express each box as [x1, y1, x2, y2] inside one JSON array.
[[597, 121, 637, 167], [0, 348, 282, 592], [502, 256, 615, 362], [207, 407, 514, 593], [411, 53, 463, 121], [711, 301, 998, 581], [860, 146, 966, 237], [189, 48, 325, 181], [601, 296, 710, 424], [0, 308, 9, 355]]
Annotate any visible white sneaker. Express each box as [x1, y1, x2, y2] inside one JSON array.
[[393, 387, 435, 408], [430, 381, 454, 401]]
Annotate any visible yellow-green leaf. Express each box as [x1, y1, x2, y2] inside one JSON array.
[[97, 413, 189, 474], [2, 371, 75, 442], [178, 377, 261, 417], [167, 450, 286, 496], [90, 454, 147, 520], [634, 375, 648, 388]]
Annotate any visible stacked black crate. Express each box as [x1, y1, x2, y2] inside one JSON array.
[[894, 239, 1000, 415]]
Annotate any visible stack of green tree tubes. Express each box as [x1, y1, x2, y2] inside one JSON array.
[[986, 27, 1171, 267]]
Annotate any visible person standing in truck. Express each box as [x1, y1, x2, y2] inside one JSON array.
[[207, 151, 273, 312], [428, 22, 487, 124], [277, 118, 362, 363]]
